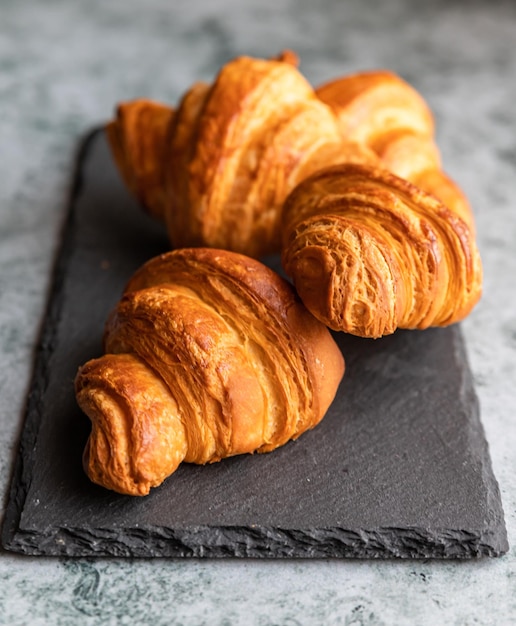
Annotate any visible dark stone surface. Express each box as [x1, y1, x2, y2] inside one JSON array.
[[1, 130, 508, 558]]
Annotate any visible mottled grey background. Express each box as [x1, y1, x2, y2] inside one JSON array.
[[1, 0, 515, 624]]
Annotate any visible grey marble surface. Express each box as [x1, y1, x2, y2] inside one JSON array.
[[0, 0, 515, 623]]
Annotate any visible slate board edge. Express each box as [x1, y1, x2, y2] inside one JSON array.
[[3, 522, 507, 559], [0, 129, 102, 555], [1, 128, 509, 560]]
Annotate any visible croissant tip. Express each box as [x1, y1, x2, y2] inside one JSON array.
[[275, 49, 299, 66]]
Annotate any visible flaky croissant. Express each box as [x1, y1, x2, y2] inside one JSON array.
[[281, 163, 482, 338], [75, 248, 345, 495], [107, 52, 377, 258], [316, 70, 474, 230], [108, 57, 475, 260]]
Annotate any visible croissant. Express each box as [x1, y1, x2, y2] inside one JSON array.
[[107, 55, 476, 266], [316, 70, 474, 230], [281, 163, 482, 338], [75, 248, 345, 495], [106, 52, 378, 258]]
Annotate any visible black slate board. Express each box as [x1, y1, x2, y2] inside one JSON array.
[[2, 129, 508, 558]]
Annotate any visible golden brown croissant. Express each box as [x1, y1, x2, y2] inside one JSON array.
[[75, 248, 345, 495], [316, 70, 474, 230], [106, 52, 378, 258], [107, 56, 476, 282], [281, 163, 482, 338]]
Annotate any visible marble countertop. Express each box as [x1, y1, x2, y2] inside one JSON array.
[[1, 0, 515, 623]]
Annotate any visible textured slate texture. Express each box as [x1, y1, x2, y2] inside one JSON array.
[[2, 130, 508, 558]]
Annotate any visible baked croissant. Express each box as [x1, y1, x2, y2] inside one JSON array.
[[106, 52, 378, 258], [316, 70, 474, 230], [75, 248, 345, 496], [281, 163, 482, 338]]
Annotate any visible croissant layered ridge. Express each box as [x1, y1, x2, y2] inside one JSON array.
[[75, 248, 345, 495], [106, 52, 375, 258], [281, 163, 482, 338]]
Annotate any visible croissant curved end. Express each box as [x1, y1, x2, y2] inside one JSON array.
[[76, 353, 187, 496], [284, 223, 400, 337], [105, 99, 175, 222]]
